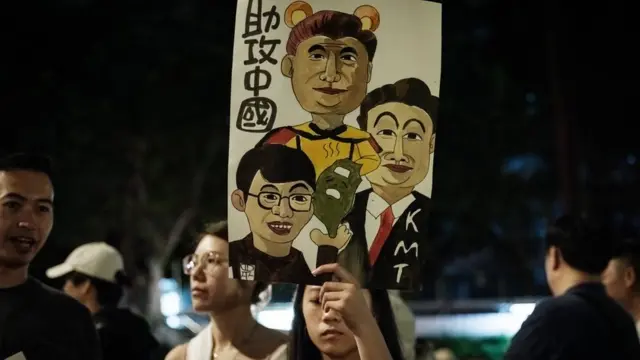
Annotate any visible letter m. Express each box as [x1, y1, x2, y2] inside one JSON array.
[[394, 241, 418, 258]]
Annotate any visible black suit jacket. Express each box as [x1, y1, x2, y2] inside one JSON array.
[[344, 189, 431, 290]]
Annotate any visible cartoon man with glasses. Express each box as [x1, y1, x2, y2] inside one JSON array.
[[230, 144, 351, 284]]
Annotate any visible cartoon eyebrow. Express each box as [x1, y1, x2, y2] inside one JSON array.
[[289, 183, 312, 193], [259, 185, 279, 192], [308, 44, 325, 53], [373, 111, 399, 128], [402, 119, 426, 133], [340, 47, 358, 56], [2, 192, 54, 206], [334, 167, 350, 178]]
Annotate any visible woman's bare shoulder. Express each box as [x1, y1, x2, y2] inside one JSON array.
[[165, 343, 188, 360], [257, 324, 289, 345]]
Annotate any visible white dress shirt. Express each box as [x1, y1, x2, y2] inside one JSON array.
[[364, 192, 416, 250]]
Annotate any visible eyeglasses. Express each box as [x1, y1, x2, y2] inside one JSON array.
[[182, 251, 228, 276], [248, 191, 312, 212]]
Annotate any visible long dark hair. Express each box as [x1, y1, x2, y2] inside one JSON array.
[[287, 285, 405, 360]]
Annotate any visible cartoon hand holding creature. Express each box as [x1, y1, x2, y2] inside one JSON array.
[[311, 224, 353, 250], [310, 159, 362, 248]]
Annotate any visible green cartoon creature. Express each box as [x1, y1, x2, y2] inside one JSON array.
[[313, 159, 363, 238]]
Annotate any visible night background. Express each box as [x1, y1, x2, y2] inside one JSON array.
[[1, 0, 634, 358]]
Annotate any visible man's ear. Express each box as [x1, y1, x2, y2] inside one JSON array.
[[281, 55, 294, 78], [429, 133, 436, 153], [231, 189, 247, 212], [367, 62, 373, 83], [624, 265, 637, 289], [79, 280, 92, 296], [550, 246, 562, 271]]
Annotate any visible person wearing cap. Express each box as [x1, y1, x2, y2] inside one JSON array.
[[47, 241, 159, 360], [601, 236, 640, 337], [0, 153, 101, 360]]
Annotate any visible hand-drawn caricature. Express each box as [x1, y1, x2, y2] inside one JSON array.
[[229, 144, 349, 284], [343, 78, 439, 289], [313, 159, 363, 238], [257, 1, 382, 179], [228, 0, 442, 289]]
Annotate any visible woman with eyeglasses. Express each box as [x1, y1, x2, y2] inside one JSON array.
[[287, 261, 405, 360], [165, 221, 288, 360]]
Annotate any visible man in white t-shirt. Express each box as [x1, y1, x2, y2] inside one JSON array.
[[601, 237, 640, 337]]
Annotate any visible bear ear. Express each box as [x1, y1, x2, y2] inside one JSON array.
[[353, 5, 380, 32], [285, 1, 314, 28]]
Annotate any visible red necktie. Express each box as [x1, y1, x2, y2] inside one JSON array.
[[369, 207, 394, 265]]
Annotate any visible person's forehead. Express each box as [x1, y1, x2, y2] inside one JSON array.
[[368, 102, 433, 128], [195, 235, 227, 255], [612, 257, 632, 269], [0, 170, 54, 199], [251, 173, 311, 193], [299, 35, 365, 51]]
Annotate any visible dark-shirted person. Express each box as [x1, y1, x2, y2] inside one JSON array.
[[504, 215, 640, 359], [602, 236, 640, 338], [0, 153, 101, 360], [46, 242, 159, 360]]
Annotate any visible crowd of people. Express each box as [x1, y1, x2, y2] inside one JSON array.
[[1, 152, 639, 360]]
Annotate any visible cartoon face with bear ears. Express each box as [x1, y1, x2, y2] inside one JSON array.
[[281, 1, 381, 116]]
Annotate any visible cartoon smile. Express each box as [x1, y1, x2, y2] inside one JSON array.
[[313, 87, 347, 95], [267, 221, 293, 235], [325, 188, 341, 199], [383, 164, 413, 173]]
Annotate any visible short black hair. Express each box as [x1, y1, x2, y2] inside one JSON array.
[[195, 220, 268, 304], [613, 237, 640, 292], [66, 270, 131, 307], [357, 77, 439, 132], [0, 153, 54, 180], [236, 145, 316, 198], [545, 214, 614, 275]]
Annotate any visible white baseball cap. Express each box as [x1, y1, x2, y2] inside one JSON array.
[[46, 242, 125, 284]]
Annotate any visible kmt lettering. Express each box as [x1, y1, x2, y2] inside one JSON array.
[[394, 240, 419, 257], [393, 263, 409, 284], [405, 208, 421, 233]]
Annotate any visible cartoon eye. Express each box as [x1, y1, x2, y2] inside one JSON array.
[[403, 132, 423, 141], [341, 54, 357, 62], [377, 129, 396, 137], [261, 193, 280, 203], [309, 53, 325, 60], [291, 195, 309, 203]]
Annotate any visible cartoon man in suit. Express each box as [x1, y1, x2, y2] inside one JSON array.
[[257, 2, 382, 179], [344, 77, 439, 289]]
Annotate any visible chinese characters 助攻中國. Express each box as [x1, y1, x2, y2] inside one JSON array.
[[237, 0, 281, 133]]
